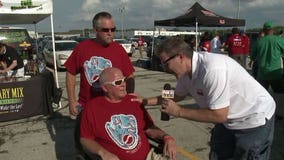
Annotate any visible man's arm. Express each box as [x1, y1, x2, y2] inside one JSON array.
[[143, 94, 185, 106], [145, 125, 177, 160], [126, 74, 135, 93], [80, 138, 119, 160], [0, 60, 17, 73], [162, 99, 229, 123], [66, 71, 80, 116]]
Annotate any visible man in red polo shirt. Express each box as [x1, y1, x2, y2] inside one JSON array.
[[226, 28, 246, 68]]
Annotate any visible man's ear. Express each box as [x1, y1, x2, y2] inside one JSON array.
[[101, 84, 108, 93]]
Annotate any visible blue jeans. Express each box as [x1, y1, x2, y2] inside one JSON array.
[[209, 116, 275, 160]]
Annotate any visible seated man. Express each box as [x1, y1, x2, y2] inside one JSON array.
[[80, 67, 177, 160], [0, 42, 24, 77]]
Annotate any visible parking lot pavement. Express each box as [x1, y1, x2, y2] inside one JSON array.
[[0, 52, 284, 160]]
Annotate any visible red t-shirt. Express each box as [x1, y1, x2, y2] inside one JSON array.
[[138, 37, 144, 47], [201, 40, 211, 52], [80, 95, 154, 160], [64, 39, 135, 106], [226, 34, 244, 55]]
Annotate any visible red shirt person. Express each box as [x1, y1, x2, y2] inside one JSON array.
[[226, 28, 247, 68], [241, 32, 250, 55]]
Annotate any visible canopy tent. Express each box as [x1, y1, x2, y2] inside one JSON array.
[[155, 2, 245, 27], [154, 2, 246, 51], [0, 0, 59, 88]]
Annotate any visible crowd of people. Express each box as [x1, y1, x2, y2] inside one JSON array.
[[198, 28, 251, 69], [62, 11, 284, 160]]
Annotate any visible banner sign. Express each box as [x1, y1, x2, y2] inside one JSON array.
[[0, 87, 24, 114], [0, 76, 47, 122], [0, 0, 52, 14]]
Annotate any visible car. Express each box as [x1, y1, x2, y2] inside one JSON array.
[[42, 40, 78, 69], [0, 26, 35, 59], [113, 38, 134, 57], [74, 37, 91, 43]]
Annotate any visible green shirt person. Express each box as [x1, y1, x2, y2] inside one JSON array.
[[250, 21, 284, 92]]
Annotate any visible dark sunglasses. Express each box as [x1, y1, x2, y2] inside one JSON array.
[[162, 54, 179, 67], [104, 77, 126, 86], [99, 27, 116, 32]]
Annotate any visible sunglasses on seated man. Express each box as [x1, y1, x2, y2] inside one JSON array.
[[104, 77, 126, 86], [98, 27, 116, 32]]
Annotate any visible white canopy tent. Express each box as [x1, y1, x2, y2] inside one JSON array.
[[0, 0, 59, 88]]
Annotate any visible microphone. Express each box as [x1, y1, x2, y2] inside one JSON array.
[[161, 83, 174, 121]]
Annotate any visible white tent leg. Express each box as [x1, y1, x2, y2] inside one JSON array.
[[50, 14, 62, 109], [50, 14, 59, 88]]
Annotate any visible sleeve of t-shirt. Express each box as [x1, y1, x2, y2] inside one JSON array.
[[203, 69, 230, 109], [64, 45, 81, 75]]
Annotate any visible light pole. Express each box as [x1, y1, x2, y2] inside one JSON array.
[[119, 6, 125, 39]]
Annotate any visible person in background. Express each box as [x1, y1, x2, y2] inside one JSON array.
[[64, 11, 135, 159], [210, 33, 221, 53], [199, 31, 211, 52], [251, 21, 284, 120], [133, 37, 275, 160], [241, 31, 250, 69], [249, 30, 264, 79], [138, 36, 145, 58], [0, 42, 24, 77], [225, 28, 246, 68], [80, 67, 177, 160]]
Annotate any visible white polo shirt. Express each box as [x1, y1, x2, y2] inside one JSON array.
[[175, 52, 275, 129]]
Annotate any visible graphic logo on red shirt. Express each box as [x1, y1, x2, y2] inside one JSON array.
[[84, 56, 112, 85], [105, 114, 139, 150]]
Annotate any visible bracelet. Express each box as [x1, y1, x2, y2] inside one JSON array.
[[163, 135, 174, 142]]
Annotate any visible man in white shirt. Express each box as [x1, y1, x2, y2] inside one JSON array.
[[134, 37, 275, 160], [210, 34, 221, 53]]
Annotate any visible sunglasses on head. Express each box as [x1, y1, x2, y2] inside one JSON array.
[[104, 77, 126, 86], [99, 27, 116, 32]]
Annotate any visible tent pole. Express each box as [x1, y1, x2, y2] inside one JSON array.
[[50, 14, 62, 109], [195, 21, 198, 51], [50, 14, 59, 89]]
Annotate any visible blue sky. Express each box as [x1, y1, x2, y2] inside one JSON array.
[[18, 0, 284, 32]]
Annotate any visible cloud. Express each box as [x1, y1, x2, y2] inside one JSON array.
[[75, 0, 284, 30]]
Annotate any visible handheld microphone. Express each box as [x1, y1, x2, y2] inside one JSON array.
[[161, 83, 174, 121]]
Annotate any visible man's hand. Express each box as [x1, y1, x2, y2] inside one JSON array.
[[130, 93, 144, 104], [161, 99, 181, 117], [69, 101, 81, 116], [163, 136, 177, 160]]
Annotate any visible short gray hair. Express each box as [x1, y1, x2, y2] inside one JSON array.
[[156, 37, 193, 58], [92, 11, 112, 29]]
